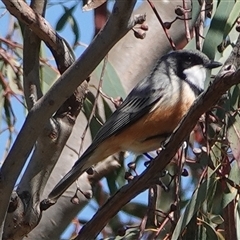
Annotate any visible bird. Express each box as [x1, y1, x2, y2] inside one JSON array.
[[47, 49, 221, 203]]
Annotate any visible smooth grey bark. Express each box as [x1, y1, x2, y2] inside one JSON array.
[[0, 0, 138, 238], [26, 1, 195, 239]]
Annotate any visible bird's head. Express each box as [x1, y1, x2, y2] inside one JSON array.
[[167, 50, 222, 92]]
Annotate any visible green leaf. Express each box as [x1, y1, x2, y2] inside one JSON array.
[[105, 155, 126, 194], [222, 185, 237, 209], [105, 172, 119, 195], [172, 177, 216, 240], [226, 112, 240, 168], [69, 15, 80, 46], [56, 5, 76, 31], [191, 0, 201, 25], [102, 96, 113, 120], [93, 60, 126, 99], [82, 91, 104, 139], [115, 162, 127, 188], [40, 64, 60, 94], [210, 215, 224, 225], [3, 98, 12, 129], [114, 227, 140, 240], [83, 60, 125, 140], [200, 219, 219, 240], [6, 61, 23, 95], [222, 161, 239, 208], [228, 160, 240, 184], [202, 0, 235, 59], [122, 202, 147, 219], [209, 142, 222, 169], [223, 0, 240, 39]]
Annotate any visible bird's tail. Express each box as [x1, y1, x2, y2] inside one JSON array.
[[46, 156, 89, 204]]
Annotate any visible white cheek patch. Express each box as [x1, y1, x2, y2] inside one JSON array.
[[183, 65, 207, 90]]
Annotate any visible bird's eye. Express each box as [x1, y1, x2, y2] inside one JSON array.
[[184, 56, 192, 66], [187, 56, 192, 62]]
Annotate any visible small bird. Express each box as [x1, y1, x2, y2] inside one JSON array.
[[47, 49, 221, 203]]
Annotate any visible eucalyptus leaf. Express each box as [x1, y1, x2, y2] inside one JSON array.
[[93, 60, 126, 99], [191, 0, 201, 25], [122, 202, 147, 219], [172, 177, 216, 240], [210, 215, 224, 225], [40, 64, 60, 94], [202, 0, 235, 59], [56, 5, 76, 31], [223, 0, 240, 39], [69, 15, 80, 46], [226, 113, 240, 169], [105, 171, 119, 195], [200, 219, 219, 240], [6, 61, 22, 95], [82, 99, 101, 139]]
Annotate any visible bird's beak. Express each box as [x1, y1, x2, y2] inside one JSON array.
[[205, 60, 222, 69]]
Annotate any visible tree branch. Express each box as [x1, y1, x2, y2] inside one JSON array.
[[76, 39, 240, 239], [22, 0, 46, 109], [3, 0, 89, 237], [2, 0, 74, 73], [0, 0, 138, 235]]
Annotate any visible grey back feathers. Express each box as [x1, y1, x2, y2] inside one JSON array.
[[77, 50, 213, 163], [47, 50, 221, 203]]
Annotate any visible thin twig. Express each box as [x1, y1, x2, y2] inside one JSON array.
[[174, 147, 185, 222], [79, 55, 108, 156], [89, 83, 121, 106], [154, 213, 171, 239], [147, 0, 176, 50], [182, 0, 191, 42], [195, 0, 206, 50], [146, 186, 157, 229], [0, 72, 26, 108]]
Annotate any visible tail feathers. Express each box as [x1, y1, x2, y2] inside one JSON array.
[[47, 157, 88, 203]]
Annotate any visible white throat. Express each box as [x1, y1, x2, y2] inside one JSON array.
[[183, 65, 207, 91]]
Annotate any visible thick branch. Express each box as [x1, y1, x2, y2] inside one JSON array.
[[0, 0, 137, 233], [25, 154, 122, 239], [2, 0, 74, 72], [77, 59, 240, 239], [22, 0, 46, 109], [3, 0, 89, 238]]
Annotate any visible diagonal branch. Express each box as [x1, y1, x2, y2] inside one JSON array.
[[3, 0, 88, 238], [22, 0, 46, 110], [0, 0, 138, 235], [76, 38, 240, 239], [2, 0, 74, 73]]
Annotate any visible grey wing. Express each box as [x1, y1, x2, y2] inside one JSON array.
[[77, 78, 166, 163]]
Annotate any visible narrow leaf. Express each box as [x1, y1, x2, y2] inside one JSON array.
[[200, 219, 219, 240], [202, 0, 235, 59], [93, 60, 126, 99], [223, 0, 240, 39], [227, 113, 240, 168], [56, 5, 76, 31], [172, 177, 216, 240], [69, 15, 80, 46]]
